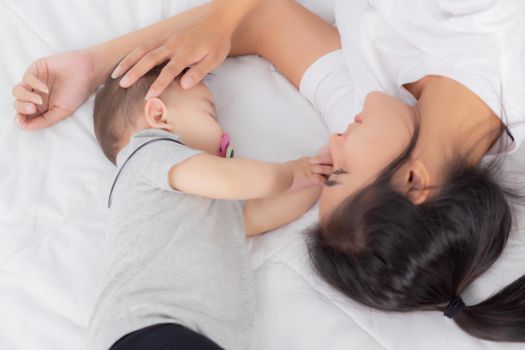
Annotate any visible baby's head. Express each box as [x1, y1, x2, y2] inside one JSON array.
[[93, 63, 222, 164]]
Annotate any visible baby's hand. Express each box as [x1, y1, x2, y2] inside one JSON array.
[[286, 155, 333, 193], [310, 144, 333, 168]]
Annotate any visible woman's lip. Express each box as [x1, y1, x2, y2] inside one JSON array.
[[354, 114, 362, 123]]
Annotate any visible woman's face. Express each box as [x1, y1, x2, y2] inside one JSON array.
[[319, 91, 417, 220]]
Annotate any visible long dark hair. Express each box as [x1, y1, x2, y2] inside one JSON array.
[[307, 120, 525, 342]]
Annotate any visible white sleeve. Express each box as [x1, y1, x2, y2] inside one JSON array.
[[299, 50, 357, 133]]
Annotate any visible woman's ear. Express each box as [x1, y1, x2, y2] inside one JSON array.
[[404, 160, 431, 205], [144, 97, 173, 131]]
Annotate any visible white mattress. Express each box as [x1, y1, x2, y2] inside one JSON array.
[[1, 1, 524, 350]]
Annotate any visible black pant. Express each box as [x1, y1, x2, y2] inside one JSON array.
[[110, 323, 224, 350]]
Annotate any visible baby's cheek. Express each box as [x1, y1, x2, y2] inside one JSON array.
[[199, 116, 223, 154]]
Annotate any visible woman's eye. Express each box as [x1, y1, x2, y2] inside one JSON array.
[[324, 179, 340, 187], [333, 169, 348, 176]]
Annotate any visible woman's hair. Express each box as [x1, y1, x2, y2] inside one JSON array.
[[307, 119, 525, 342], [93, 62, 169, 164]]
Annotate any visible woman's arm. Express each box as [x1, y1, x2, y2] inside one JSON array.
[[231, 0, 341, 88], [108, 0, 340, 94], [110, 0, 263, 95], [12, 0, 258, 129], [88, 4, 209, 87], [12, 0, 339, 129]]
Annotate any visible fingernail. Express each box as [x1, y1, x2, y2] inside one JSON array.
[[145, 90, 155, 101], [41, 86, 49, 94], [33, 96, 43, 105], [120, 76, 130, 87], [15, 115, 26, 127], [25, 105, 34, 114], [111, 66, 122, 79], [181, 77, 194, 89]]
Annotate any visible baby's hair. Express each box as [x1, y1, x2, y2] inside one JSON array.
[[93, 61, 170, 164]]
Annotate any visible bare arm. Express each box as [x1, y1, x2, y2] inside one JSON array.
[[168, 152, 327, 201], [231, 0, 341, 88], [88, 4, 210, 86], [168, 154, 292, 200], [244, 185, 321, 236], [104, 0, 262, 93], [13, 0, 340, 128], [243, 149, 332, 236], [13, 0, 261, 128]]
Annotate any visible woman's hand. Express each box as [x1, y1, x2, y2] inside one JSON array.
[[112, 9, 234, 100], [12, 50, 97, 129]]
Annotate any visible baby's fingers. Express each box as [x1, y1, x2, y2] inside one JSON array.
[[12, 84, 43, 105], [309, 154, 333, 166], [15, 113, 28, 127], [311, 164, 334, 177], [313, 174, 327, 185]]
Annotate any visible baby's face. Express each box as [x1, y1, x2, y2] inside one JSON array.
[[160, 81, 223, 155]]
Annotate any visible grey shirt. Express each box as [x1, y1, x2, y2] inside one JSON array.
[[87, 129, 254, 350]]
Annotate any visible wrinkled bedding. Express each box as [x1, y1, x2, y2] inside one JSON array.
[[1, 1, 524, 349]]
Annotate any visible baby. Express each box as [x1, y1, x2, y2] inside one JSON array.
[[88, 63, 326, 350]]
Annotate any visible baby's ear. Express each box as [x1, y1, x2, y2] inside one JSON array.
[[144, 97, 172, 130]]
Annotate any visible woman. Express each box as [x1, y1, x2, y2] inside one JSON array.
[[12, 0, 525, 344]]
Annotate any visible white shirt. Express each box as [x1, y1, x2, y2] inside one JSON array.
[[301, 0, 525, 152]]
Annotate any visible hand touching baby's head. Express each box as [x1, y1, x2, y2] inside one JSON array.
[[94, 63, 222, 164]]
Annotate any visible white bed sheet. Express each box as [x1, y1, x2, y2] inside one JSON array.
[[1, 1, 524, 350]]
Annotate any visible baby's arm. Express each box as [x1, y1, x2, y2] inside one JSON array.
[[243, 147, 332, 236], [244, 186, 321, 237], [168, 154, 323, 200]]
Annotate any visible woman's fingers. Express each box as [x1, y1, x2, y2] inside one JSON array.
[[12, 84, 43, 105], [119, 47, 170, 88], [13, 100, 37, 115], [22, 70, 49, 94], [112, 45, 151, 79], [15, 113, 29, 127], [181, 53, 218, 89], [21, 106, 71, 130], [146, 56, 193, 99]]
